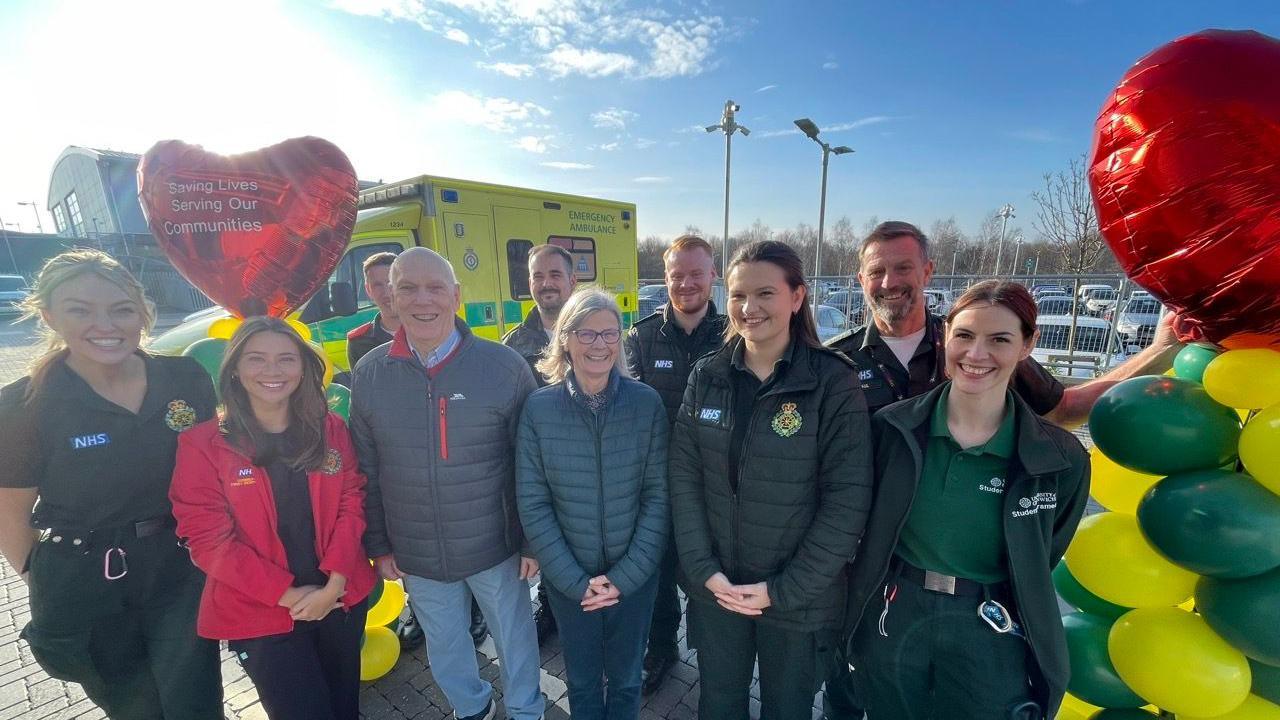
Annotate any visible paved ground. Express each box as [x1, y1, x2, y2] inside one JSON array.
[[0, 312, 816, 720]]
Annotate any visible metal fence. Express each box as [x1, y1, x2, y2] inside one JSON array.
[[643, 272, 1163, 379]]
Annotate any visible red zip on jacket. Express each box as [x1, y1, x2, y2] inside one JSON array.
[[170, 411, 379, 640]]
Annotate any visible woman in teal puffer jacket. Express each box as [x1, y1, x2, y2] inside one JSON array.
[[516, 287, 669, 720]]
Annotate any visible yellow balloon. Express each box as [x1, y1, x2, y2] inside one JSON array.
[[1178, 694, 1280, 719], [1065, 512, 1198, 607], [1240, 403, 1280, 496], [1089, 446, 1163, 514], [366, 580, 406, 628], [1109, 607, 1251, 717], [286, 317, 314, 341], [208, 316, 242, 339], [1204, 349, 1280, 410], [306, 341, 335, 387], [1058, 692, 1101, 719], [360, 625, 401, 681]]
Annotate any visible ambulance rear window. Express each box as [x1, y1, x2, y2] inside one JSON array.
[[547, 236, 596, 282]]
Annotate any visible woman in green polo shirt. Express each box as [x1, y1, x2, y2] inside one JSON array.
[[844, 280, 1091, 720], [0, 250, 223, 719]]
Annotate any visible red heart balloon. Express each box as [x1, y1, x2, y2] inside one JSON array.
[[138, 137, 357, 318], [1089, 29, 1280, 346]]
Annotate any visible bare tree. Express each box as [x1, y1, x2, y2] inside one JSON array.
[[637, 235, 668, 279], [928, 217, 967, 275], [1032, 155, 1108, 273]]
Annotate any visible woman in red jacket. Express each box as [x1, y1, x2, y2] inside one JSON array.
[[171, 316, 377, 720]]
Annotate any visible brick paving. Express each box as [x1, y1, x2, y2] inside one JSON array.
[[0, 312, 827, 720]]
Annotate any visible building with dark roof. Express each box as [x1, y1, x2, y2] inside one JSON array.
[[46, 146, 148, 238]]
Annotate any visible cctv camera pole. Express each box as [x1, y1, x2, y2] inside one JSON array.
[[793, 118, 853, 279], [707, 100, 749, 278], [994, 203, 1015, 275]]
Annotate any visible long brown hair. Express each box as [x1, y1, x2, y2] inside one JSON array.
[[218, 317, 328, 470], [723, 240, 821, 348], [18, 249, 155, 403]]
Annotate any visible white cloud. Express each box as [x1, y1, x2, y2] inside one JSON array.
[[633, 176, 670, 184], [755, 84, 778, 93], [542, 161, 594, 170], [444, 27, 471, 44], [1009, 129, 1065, 143], [822, 61, 839, 70], [544, 44, 636, 78], [591, 107, 637, 131], [756, 115, 900, 138], [635, 138, 657, 149], [594, 141, 621, 152], [514, 135, 552, 153], [332, 1, 734, 80], [477, 61, 535, 77], [426, 90, 550, 133]]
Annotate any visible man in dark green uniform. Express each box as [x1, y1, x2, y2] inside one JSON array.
[[623, 234, 728, 695], [502, 242, 577, 642], [822, 220, 1182, 719]]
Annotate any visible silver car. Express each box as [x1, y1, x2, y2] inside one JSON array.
[[0, 275, 29, 316], [1115, 296, 1163, 350]]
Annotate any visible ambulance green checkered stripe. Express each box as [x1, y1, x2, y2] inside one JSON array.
[[503, 301, 524, 324], [464, 302, 498, 326]]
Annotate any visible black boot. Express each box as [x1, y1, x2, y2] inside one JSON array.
[[534, 582, 557, 644], [470, 597, 489, 646], [640, 651, 677, 696], [398, 609, 425, 651]]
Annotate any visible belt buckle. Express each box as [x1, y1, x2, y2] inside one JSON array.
[[923, 570, 957, 594]]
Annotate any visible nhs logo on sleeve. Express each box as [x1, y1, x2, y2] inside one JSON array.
[[699, 408, 722, 422], [70, 433, 110, 449]]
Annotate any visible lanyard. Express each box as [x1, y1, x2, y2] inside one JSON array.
[[871, 321, 944, 401]]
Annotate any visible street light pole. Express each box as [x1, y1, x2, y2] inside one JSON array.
[[793, 118, 853, 278], [993, 203, 1015, 275], [1011, 234, 1023, 280], [17, 202, 43, 233], [706, 100, 750, 278]]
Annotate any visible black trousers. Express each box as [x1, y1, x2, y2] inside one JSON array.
[[823, 651, 864, 720], [645, 538, 681, 659], [230, 600, 369, 720], [23, 531, 223, 720], [850, 578, 1036, 720], [687, 598, 833, 720]]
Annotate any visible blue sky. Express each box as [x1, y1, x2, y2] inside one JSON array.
[[1, 0, 1276, 239]]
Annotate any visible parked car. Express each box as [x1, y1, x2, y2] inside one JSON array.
[[1079, 285, 1119, 315], [637, 283, 668, 317], [822, 290, 866, 324], [815, 304, 850, 343], [1115, 296, 1163, 350], [923, 288, 955, 316], [1032, 284, 1070, 299], [1032, 315, 1126, 378], [1036, 296, 1079, 317], [0, 274, 29, 316]]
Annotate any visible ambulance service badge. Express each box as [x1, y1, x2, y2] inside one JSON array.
[[322, 448, 343, 475], [771, 402, 802, 437], [165, 399, 197, 432]]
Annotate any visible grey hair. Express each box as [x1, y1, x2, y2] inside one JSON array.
[[536, 286, 632, 385]]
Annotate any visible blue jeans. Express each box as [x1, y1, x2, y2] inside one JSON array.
[[545, 573, 659, 720], [404, 555, 545, 720]]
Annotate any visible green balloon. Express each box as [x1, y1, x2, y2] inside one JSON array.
[[367, 577, 384, 608], [1089, 376, 1241, 475], [1250, 658, 1280, 706], [1063, 612, 1146, 709], [326, 383, 351, 420], [181, 338, 229, 395], [1197, 568, 1280, 665], [1054, 562, 1131, 620], [1173, 343, 1222, 383], [1138, 470, 1280, 578]]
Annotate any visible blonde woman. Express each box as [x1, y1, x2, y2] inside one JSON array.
[[515, 287, 669, 720], [0, 249, 223, 719]]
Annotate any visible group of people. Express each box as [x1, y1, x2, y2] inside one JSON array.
[[0, 220, 1182, 720]]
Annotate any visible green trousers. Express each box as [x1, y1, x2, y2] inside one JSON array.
[[23, 530, 223, 720], [850, 578, 1038, 720]]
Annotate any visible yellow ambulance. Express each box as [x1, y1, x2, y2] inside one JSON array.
[[149, 175, 639, 371]]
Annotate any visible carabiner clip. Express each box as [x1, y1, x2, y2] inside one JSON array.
[[104, 547, 128, 581], [978, 599, 1014, 634]]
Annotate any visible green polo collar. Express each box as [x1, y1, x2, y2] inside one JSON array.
[[928, 385, 1017, 459]]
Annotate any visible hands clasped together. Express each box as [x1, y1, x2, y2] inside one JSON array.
[[705, 572, 772, 616]]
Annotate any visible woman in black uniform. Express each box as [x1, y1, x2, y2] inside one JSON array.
[[0, 249, 223, 719]]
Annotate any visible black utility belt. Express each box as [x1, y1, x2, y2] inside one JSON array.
[[896, 559, 1010, 600], [38, 515, 176, 549]]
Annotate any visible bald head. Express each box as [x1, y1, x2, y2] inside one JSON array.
[[392, 246, 457, 287], [391, 246, 462, 354]]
